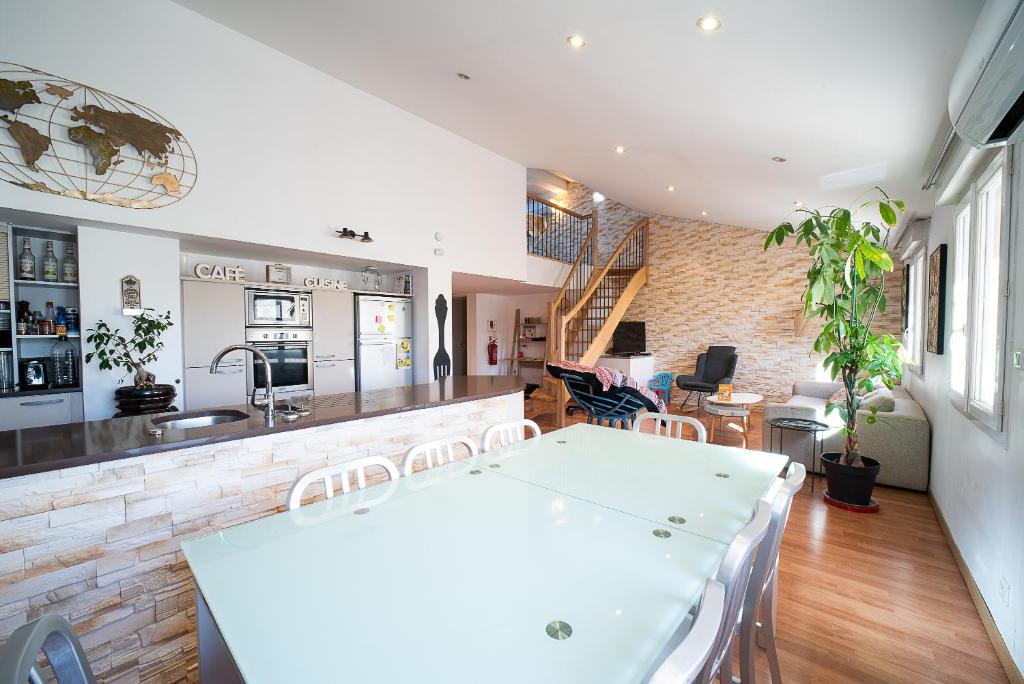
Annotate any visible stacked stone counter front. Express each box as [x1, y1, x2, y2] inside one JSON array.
[[0, 377, 523, 682]]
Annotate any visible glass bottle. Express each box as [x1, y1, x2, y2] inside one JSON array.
[[17, 238, 35, 280], [41, 302, 56, 336], [42, 241, 58, 282], [61, 243, 78, 283], [15, 311, 27, 336]]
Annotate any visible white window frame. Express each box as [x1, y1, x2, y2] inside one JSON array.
[[949, 151, 1012, 434], [902, 245, 927, 374]]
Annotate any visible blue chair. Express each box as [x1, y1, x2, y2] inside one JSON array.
[[648, 371, 674, 405], [559, 373, 649, 430]]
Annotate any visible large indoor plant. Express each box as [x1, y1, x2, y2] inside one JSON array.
[[85, 308, 178, 416], [764, 189, 904, 508]]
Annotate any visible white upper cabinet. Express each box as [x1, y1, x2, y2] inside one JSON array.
[[312, 290, 354, 361], [182, 281, 246, 368]]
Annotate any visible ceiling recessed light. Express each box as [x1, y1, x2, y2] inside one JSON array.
[[771, 156, 787, 163], [666, 186, 675, 192], [615, 145, 625, 154], [566, 34, 587, 49], [701, 211, 707, 216], [793, 201, 803, 207], [456, 72, 471, 80], [696, 16, 721, 32], [592, 191, 606, 203]]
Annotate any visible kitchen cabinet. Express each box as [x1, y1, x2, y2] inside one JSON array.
[[313, 358, 355, 396], [312, 290, 354, 361], [182, 280, 245, 368], [184, 366, 246, 411], [312, 290, 354, 397], [0, 392, 80, 429]]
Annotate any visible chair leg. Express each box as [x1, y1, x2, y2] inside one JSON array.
[[760, 575, 783, 683], [718, 635, 735, 684], [740, 612, 758, 684]]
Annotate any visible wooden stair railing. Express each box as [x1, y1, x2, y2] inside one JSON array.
[[543, 216, 650, 426]]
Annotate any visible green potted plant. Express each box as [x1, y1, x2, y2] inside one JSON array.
[[85, 308, 178, 416], [764, 189, 904, 508]]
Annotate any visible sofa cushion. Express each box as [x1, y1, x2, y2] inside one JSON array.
[[861, 389, 896, 412]]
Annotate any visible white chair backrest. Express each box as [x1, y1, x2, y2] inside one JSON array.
[[743, 462, 806, 620], [480, 419, 542, 452], [403, 435, 478, 476], [703, 499, 772, 680], [648, 578, 726, 684], [287, 456, 400, 511], [633, 412, 707, 443]]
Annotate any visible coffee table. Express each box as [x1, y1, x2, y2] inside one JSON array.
[[704, 393, 763, 448]]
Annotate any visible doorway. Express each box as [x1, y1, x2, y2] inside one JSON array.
[[452, 296, 467, 376]]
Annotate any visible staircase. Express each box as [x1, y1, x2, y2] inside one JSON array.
[[537, 207, 650, 424]]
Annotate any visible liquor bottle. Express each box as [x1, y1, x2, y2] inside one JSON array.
[[15, 311, 27, 336], [42, 241, 59, 282], [17, 238, 35, 280], [41, 302, 56, 336], [61, 243, 78, 283]]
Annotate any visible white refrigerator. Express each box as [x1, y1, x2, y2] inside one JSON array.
[[356, 295, 413, 391]]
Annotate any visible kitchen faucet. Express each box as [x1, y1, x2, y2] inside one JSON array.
[[210, 345, 275, 423]]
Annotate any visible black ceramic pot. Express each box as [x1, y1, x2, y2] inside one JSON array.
[[113, 384, 178, 417], [821, 452, 880, 507]]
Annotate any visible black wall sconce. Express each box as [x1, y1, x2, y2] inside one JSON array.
[[336, 228, 374, 243]]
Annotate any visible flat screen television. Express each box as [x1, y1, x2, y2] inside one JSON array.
[[612, 321, 646, 355]]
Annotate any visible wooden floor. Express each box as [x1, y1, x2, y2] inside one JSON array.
[[526, 397, 1008, 683]]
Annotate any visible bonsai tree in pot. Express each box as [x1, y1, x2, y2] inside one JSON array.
[[764, 188, 904, 508], [85, 308, 178, 416]]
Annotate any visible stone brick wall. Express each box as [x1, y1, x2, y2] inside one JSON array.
[[0, 393, 522, 683], [559, 183, 903, 404]]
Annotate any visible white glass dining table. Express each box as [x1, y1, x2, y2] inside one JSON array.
[[181, 423, 788, 683]]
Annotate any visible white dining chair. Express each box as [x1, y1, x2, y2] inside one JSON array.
[[287, 456, 400, 511], [633, 412, 708, 443], [738, 462, 806, 684], [648, 579, 727, 684], [701, 499, 772, 684], [480, 418, 542, 452], [402, 435, 478, 476]]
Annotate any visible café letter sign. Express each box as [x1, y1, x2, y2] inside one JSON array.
[[194, 263, 246, 282]]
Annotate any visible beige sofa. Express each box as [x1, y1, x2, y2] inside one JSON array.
[[763, 381, 930, 491]]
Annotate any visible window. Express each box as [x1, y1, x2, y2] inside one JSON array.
[[950, 153, 1010, 432], [903, 247, 927, 371]]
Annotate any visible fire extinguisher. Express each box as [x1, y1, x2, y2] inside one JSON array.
[[487, 337, 498, 366]]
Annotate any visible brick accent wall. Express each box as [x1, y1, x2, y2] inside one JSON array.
[[0, 393, 522, 682], [560, 183, 903, 404]]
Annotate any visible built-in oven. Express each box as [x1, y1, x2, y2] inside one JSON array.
[[245, 288, 312, 328], [245, 328, 313, 400]]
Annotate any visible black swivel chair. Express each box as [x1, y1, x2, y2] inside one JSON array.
[[675, 345, 739, 407]]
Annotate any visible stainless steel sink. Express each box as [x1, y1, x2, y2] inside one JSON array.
[[150, 409, 250, 431]]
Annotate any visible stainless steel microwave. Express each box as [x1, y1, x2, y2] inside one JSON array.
[[245, 288, 311, 328]]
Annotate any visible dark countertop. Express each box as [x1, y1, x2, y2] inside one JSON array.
[[0, 376, 525, 480], [0, 386, 82, 399]]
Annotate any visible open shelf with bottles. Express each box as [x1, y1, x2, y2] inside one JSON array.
[[3, 222, 83, 396]]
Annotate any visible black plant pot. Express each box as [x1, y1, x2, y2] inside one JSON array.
[[113, 384, 178, 417], [821, 452, 881, 509]]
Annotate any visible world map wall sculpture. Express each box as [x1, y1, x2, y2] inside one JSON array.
[[0, 62, 196, 209]]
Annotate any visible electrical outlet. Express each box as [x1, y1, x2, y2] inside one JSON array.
[[1014, 350, 1023, 369], [999, 576, 1010, 607]]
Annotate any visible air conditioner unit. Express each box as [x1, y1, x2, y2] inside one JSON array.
[[949, 0, 1024, 148]]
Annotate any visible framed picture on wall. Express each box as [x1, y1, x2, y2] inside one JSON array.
[[927, 244, 947, 354]]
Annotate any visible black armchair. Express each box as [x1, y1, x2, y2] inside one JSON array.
[[675, 345, 739, 407]]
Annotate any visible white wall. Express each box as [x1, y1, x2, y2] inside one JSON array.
[[906, 173, 1024, 669], [466, 293, 550, 383], [78, 227, 184, 420], [1, 0, 529, 383]]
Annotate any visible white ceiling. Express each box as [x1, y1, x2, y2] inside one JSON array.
[[452, 271, 557, 296], [173, 0, 983, 230]]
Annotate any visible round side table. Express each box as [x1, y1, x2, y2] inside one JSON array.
[[766, 417, 829, 492], [705, 393, 762, 448]]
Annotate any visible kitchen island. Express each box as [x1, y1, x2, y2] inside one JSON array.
[[0, 376, 523, 682]]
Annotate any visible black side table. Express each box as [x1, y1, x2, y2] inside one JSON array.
[[766, 417, 829, 492]]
